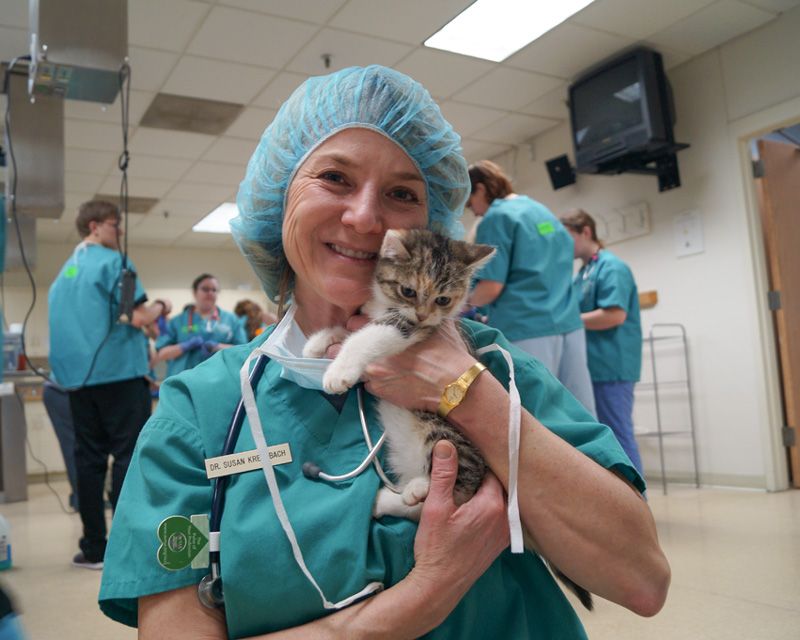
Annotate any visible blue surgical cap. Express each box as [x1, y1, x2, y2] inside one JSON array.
[[232, 65, 470, 301]]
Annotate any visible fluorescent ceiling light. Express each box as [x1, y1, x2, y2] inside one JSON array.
[[425, 0, 596, 62], [193, 202, 238, 234]]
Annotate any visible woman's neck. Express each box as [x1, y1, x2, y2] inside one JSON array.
[[291, 287, 360, 336], [195, 304, 215, 317], [581, 243, 601, 265]]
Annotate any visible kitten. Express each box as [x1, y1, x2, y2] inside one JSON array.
[[303, 228, 592, 610]]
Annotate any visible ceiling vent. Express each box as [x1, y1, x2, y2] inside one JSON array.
[[139, 93, 244, 136]]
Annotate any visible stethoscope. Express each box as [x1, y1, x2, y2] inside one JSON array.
[[581, 252, 600, 280], [197, 354, 399, 610], [187, 306, 220, 334]]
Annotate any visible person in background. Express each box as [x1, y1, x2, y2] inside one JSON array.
[[155, 274, 247, 379], [48, 200, 172, 569], [41, 380, 79, 510], [99, 65, 668, 639], [561, 208, 644, 477], [233, 299, 275, 341], [466, 160, 596, 416]]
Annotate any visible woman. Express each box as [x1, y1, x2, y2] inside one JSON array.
[[561, 209, 644, 476], [234, 298, 275, 341], [466, 160, 597, 417], [155, 274, 248, 378], [99, 66, 668, 639]]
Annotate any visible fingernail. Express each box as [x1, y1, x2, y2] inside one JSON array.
[[434, 441, 453, 459]]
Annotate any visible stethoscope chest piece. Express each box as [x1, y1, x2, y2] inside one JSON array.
[[198, 573, 225, 609]]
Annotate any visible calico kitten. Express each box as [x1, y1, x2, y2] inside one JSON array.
[[303, 228, 593, 610]]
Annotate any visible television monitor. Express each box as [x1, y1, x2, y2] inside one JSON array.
[[569, 47, 676, 174]]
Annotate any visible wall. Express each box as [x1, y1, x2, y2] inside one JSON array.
[[481, 7, 800, 489]]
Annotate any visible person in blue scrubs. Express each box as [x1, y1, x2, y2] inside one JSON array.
[[99, 67, 669, 639], [155, 274, 247, 379], [466, 160, 596, 417], [561, 209, 644, 476], [48, 200, 172, 569]]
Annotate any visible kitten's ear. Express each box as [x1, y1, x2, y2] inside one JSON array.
[[381, 229, 410, 259], [463, 243, 496, 270]]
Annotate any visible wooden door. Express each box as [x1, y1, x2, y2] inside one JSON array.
[[757, 139, 800, 487]]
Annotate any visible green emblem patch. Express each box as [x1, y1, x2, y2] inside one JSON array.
[[156, 515, 209, 571], [64, 265, 78, 278], [537, 221, 555, 236]]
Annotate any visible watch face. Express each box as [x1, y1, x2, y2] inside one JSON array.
[[445, 385, 464, 404]]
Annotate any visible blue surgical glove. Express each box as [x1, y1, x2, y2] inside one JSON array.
[[156, 315, 169, 334], [179, 335, 204, 353], [200, 340, 218, 360]]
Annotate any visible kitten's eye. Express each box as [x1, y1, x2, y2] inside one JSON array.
[[400, 286, 417, 299], [435, 296, 451, 306]]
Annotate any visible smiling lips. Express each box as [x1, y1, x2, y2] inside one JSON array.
[[328, 243, 377, 260]]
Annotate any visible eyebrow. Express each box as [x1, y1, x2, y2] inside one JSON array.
[[312, 153, 425, 183]]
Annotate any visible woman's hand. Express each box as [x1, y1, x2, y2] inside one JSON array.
[[362, 320, 476, 413], [409, 440, 510, 620]]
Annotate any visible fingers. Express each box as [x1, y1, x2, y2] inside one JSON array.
[[423, 441, 458, 511]]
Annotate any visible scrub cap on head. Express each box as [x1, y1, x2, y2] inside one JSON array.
[[232, 64, 470, 301]]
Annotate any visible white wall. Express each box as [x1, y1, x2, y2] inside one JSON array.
[[480, 7, 800, 489]]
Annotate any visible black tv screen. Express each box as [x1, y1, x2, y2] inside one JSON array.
[[569, 47, 675, 173]]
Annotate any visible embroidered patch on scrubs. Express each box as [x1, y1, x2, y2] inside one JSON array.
[[536, 221, 555, 236], [64, 265, 78, 278], [204, 444, 292, 479], [156, 515, 209, 571]]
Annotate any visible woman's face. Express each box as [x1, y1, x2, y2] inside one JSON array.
[[566, 227, 592, 260], [466, 183, 491, 217], [283, 128, 428, 321], [193, 277, 219, 311]]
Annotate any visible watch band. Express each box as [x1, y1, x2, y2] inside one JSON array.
[[437, 362, 487, 418]]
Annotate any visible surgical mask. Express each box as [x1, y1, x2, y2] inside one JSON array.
[[258, 305, 332, 391]]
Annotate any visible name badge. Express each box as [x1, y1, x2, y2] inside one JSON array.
[[204, 444, 292, 479]]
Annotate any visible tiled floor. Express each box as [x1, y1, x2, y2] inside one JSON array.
[[1, 481, 799, 639]]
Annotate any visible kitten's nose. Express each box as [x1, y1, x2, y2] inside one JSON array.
[[416, 312, 428, 322]]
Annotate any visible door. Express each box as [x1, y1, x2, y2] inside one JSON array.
[[756, 138, 800, 487]]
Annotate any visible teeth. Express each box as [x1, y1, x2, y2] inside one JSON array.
[[330, 243, 376, 260]]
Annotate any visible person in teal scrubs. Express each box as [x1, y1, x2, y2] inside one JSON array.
[[466, 160, 596, 417], [48, 200, 172, 569], [99, 66, 669, 639], [155, 274, 248, 379], [561, 209, 644, 476]]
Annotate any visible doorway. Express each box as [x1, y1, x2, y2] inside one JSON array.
[[751, 124, 800, 488]]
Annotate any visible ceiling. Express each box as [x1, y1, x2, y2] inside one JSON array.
[[0, 0, 797, 249]]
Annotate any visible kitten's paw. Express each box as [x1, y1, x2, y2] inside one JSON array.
[[373, 487, 423, 522], [401, 477, 430, 506], [302, 327, 349, 358], [322, 360, 362, 394]]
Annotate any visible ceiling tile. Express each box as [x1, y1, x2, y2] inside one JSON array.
[[173, 231, 233, 248], [329, 0, 471, 44], [225, 107, 277, 139], [65, 90, 155, 126], [438, 101, 507, 138], [129, 0, 211, 52], [647, 0, 775, 55], [128, 47, 180, 92], [520, 85, 569, 120], [252, 72, 310, 109], [0, 26, 28, 62], [162, 56, 276, 104], [460, 139, 513, 163], [65, 120, 126, 152], [286, 28, 413, 75], [202, 137, 258, 165], [571, 0, 717, 39], [164, 182, 234, 202], [646, 43, 693, 69], [65, 172, 106, 194], [394, 49, 493, 99], [506, 24, 635, 80], [98, 175, 175, 199], [63, 192, 95, 216], [472, 113, 560, 145], [132, 214, 195, 237], [0, 1, 28, 28], [65, 148, 117, 175], [128, 128, 216, 159], [452, 67, 563, 111], [742, 0, 799, 11], [217, 0, 347, 23], [187, 6, 317, 68], [126, 156, 194, 181], [182, 162, 247, 186], [128, 233, 176, 247], [153, 199, 224, 219]]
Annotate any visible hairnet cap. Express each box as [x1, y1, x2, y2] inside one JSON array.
[[232, 65, 469, 301]]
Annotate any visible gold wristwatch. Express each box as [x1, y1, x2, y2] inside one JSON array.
[[437, 362, 487, 418]]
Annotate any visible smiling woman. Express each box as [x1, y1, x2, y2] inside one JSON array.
[[98, 65, 669, 640]]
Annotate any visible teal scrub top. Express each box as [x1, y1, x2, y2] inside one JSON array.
[[575, 250, 642, 382], [474, 196, 583, 341], [155, 307, 247, 378], [99, 321, 643, 639], [48, 243, 149, 389]]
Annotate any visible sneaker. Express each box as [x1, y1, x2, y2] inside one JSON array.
[[72, 551, 103, 570]]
